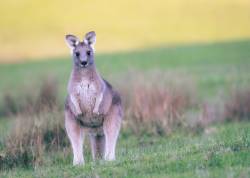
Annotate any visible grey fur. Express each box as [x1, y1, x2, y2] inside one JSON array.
[[65, 31, 123, 165]]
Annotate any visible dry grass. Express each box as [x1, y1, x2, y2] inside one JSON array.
[[224, 88, 250, 121], [0, 108, 67, 169], [1, 77, 58, 116], [190, 88, 250, 130], [116, 71, 197, 135], [125, 86, 192, 135], [0, 77, 61, 169]]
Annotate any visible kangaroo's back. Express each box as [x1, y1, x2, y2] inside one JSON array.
[[103, 79, 122, 107]]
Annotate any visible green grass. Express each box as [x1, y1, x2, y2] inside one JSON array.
[[0, 40, 250, 177], [0, 122, 249, 177]]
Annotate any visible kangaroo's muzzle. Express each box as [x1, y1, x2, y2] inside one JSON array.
[[80, 61, 88, 67]]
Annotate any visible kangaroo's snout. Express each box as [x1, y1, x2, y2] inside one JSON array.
[[80, 61, 88, 67]]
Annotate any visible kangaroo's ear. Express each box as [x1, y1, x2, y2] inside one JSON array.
[[84, 31, 96, 46], [65, 34, 79, 48]]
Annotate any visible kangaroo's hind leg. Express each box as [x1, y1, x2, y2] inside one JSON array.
[[65, 110, 85, 165], [89, 133, 105, 160], [103, 105, 122, 161]]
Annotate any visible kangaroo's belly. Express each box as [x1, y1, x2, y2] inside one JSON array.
[[77, 114, 104, 129]]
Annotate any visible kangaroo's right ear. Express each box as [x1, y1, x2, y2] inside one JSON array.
[[84, 31, 96, 46], [65, 34, 79, 48]]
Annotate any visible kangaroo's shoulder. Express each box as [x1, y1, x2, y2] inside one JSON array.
[[103, 79, 113, 90], [103, 79, 122, 106]]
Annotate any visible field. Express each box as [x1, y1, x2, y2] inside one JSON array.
[[0, 0, 250, 61], [0, 40, 250, 177], [0, 123, 249, 178]]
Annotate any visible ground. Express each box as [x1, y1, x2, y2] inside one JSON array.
[[0, 123, 249, 177]]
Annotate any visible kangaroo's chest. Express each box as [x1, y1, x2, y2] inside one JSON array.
[[75, 80, 98, 111]]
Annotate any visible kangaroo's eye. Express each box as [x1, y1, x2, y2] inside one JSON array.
[[75, 52, 80, 57], [86, 50, 91, 56]]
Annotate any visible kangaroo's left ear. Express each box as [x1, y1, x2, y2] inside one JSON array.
[[84, 31, 96, 46], [65, 34, 79, 48]]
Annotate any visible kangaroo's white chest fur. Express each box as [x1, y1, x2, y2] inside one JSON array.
[[76, 79, 98, 112]]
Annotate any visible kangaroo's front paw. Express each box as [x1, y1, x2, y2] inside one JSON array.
[[76, 113, 84, 120], [93, 107, 100, 115]]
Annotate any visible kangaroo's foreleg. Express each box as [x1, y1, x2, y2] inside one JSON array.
[[103, 106, 122, 161], [70, 94, 82, 116], [93, 87, 105, 115], [65, 110, 85, 165]]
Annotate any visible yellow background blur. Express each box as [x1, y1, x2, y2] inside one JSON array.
[[0, 0, 250, 62]]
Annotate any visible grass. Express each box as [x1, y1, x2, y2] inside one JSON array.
[[0, 0, 250, 61], [0, 40, 250, 177], [0, 122, 249, 177]]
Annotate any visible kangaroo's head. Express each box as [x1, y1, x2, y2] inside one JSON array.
[[65, 31, 96, 68]]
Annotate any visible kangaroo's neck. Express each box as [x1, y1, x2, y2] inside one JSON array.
[[71, 64, 102, 84]]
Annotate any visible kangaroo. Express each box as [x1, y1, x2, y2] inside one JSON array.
[[64, 31, 123, 165]]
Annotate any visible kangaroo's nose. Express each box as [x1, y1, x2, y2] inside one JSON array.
[[81, 61, 87, 66]]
